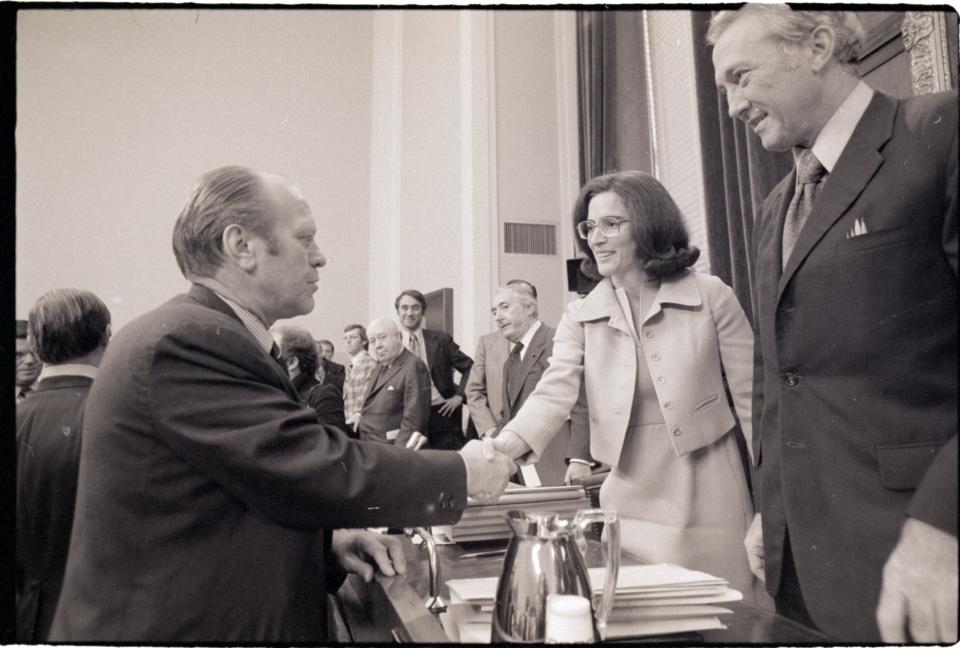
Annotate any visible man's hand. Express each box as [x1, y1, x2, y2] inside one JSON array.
[[493, 429, 532, 461], [564, 461, 593, 485], [331, 529, 407, 583], [744, 512, 765, 583], [458, 438, 516, 503], [877, 517, 958, 643], [438, 394, 464, 417]]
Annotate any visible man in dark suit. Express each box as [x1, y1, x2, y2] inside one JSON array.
[[357, 317, 430, 448], [16, 289, 111, 642], [395, 289, 474, 450], [315, 338, 346, 391], [48, 166, 515, 642], [275, 326, 347, 433], [15, 319, 42, 403], [710, 7, 957, 642]]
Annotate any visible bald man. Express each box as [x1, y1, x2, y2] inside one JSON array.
[[357, 318, 431, 447]]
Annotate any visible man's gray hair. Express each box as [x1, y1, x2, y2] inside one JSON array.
[[172, 165, 279, 279], [707, 5, 865, 66], [497, 283, 538, 318]]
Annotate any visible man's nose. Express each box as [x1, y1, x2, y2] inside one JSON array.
[[726, 89, 748, 121], [312, 250, 326, 267]]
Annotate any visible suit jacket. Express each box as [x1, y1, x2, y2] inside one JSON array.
[[292, 372, 348, 433], [421, 328, 473, 400], [506, 273, 753, 470], [465, 331, 510, 435], [358, 348, 431, 446], [752, 89, 958, 639], [16, 374, 93, 642], [319, 357, 345, 391], [49, 285, 466, 642], [499, 324, 589, 487]]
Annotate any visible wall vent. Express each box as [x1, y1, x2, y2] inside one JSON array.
[[503, 222, 557, 256]]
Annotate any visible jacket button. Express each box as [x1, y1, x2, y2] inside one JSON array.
[[663, 401, 673, 410], [644, 330, 654, 339], [673, 428, 682, 437], [656, 376, 665, 384], [783, 372, 800, 386], [651, 353, 661, 361]]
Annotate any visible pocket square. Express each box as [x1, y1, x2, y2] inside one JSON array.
[[845, 217, 869, 239], [386, 385, 396, 391]]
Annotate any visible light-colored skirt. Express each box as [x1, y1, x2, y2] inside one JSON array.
[[599, 422, 771, 608]]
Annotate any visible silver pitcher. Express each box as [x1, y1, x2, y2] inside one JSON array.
[[491, 508, 620, 642]]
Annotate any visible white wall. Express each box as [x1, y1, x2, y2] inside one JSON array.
[[16, 9, 374, 364]]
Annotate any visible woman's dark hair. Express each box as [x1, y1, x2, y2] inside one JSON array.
[[277, 326, 319, 377], [571, 170, 700, 280]]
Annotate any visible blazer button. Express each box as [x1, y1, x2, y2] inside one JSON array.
[[663, 401, 673, 410], [783, 372, 800, 386], [656, 376, 665, 384], [644, 330, 654, 339], [672, 428, 682, 437]]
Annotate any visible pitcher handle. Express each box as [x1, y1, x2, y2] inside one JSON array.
[[574, 508, 620, 639]]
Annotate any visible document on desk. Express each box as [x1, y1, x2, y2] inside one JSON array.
[[444, 564, 740, 641]]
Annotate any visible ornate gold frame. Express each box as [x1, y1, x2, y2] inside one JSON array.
[[902, 11, 954, 94]]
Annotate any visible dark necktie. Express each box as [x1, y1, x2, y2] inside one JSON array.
[[270, 343, 286, 370], [782, 148, 826, 269], [504, 341, 524, 395]]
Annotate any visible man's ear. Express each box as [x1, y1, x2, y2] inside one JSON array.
[[222, 224, 257, 271], [286, 356, 299, 372], [808, 24, 837, 73]]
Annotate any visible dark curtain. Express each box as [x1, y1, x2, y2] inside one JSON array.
[[577, 11, 653, 188], [690, 11, 793, 323]]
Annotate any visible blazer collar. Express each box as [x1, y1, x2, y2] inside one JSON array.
[[779, 91, 896, 297], [572, 272, 701, 330], [34, 374, 94, 392]]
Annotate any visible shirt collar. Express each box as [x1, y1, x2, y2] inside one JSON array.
[[350, 350, 371, 366], [401, 325, 424, 346], [809, 80, 874, 173], [205, 287, 274, 354], [39, 364, 99, 381], [514, 320, 542, 353]]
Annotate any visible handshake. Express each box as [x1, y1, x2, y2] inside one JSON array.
[[457, 431, 532, 503]]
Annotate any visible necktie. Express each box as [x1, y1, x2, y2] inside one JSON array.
[[407, 334, 421, 360], [269, 343, 286, 370], [504, 341, 524, 395], [782, 148, 826, 269]]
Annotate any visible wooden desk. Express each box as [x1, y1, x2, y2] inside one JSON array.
[[336, 538, 830, 643]]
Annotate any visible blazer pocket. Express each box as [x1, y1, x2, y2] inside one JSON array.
[[836, 225, 927, 255], [875, 441, 945, 490], [692, 393, 721, 412]]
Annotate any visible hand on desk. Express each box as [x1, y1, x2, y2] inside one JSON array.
[[332, 529, 407, 583], [459, 438, 516, 503], [744, 512, 765, 583], [876, 517, 958, 642]]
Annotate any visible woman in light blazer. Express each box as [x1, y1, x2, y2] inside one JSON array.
[[498, 171, 767, 604]]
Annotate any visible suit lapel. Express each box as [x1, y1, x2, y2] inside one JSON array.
[[422, 329, 438, 370], [778, 92, 896, 300], [367, 353, 405, 398], [505, 325, 549, 410]]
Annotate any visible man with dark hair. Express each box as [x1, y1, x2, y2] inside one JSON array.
[[17, 289, 111, 641], [357, 317, 430, 448], [315, 338, 345, 390], [710, 6, 957, 641], [343, 323, 377, 436], [49, 165, 515, 642], [275, 326, 347, 432], [395, 289, 473, 450], [15, 319, 42, 403]]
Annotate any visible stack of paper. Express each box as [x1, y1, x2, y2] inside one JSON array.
[[436, 485, 591, 544], [441, 563, 741, 642]]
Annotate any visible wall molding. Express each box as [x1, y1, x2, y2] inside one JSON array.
[[903, 11, 953, 94]]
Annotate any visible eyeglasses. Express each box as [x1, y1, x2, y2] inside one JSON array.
[[576, 218, 630, 240]]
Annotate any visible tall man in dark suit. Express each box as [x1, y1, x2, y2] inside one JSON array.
[[357, 317, 430, 448], [395, 289, 474, 450], [710, 7, 956, 642], [16, 289, 111, 642], [48, 165, 515, 642]]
